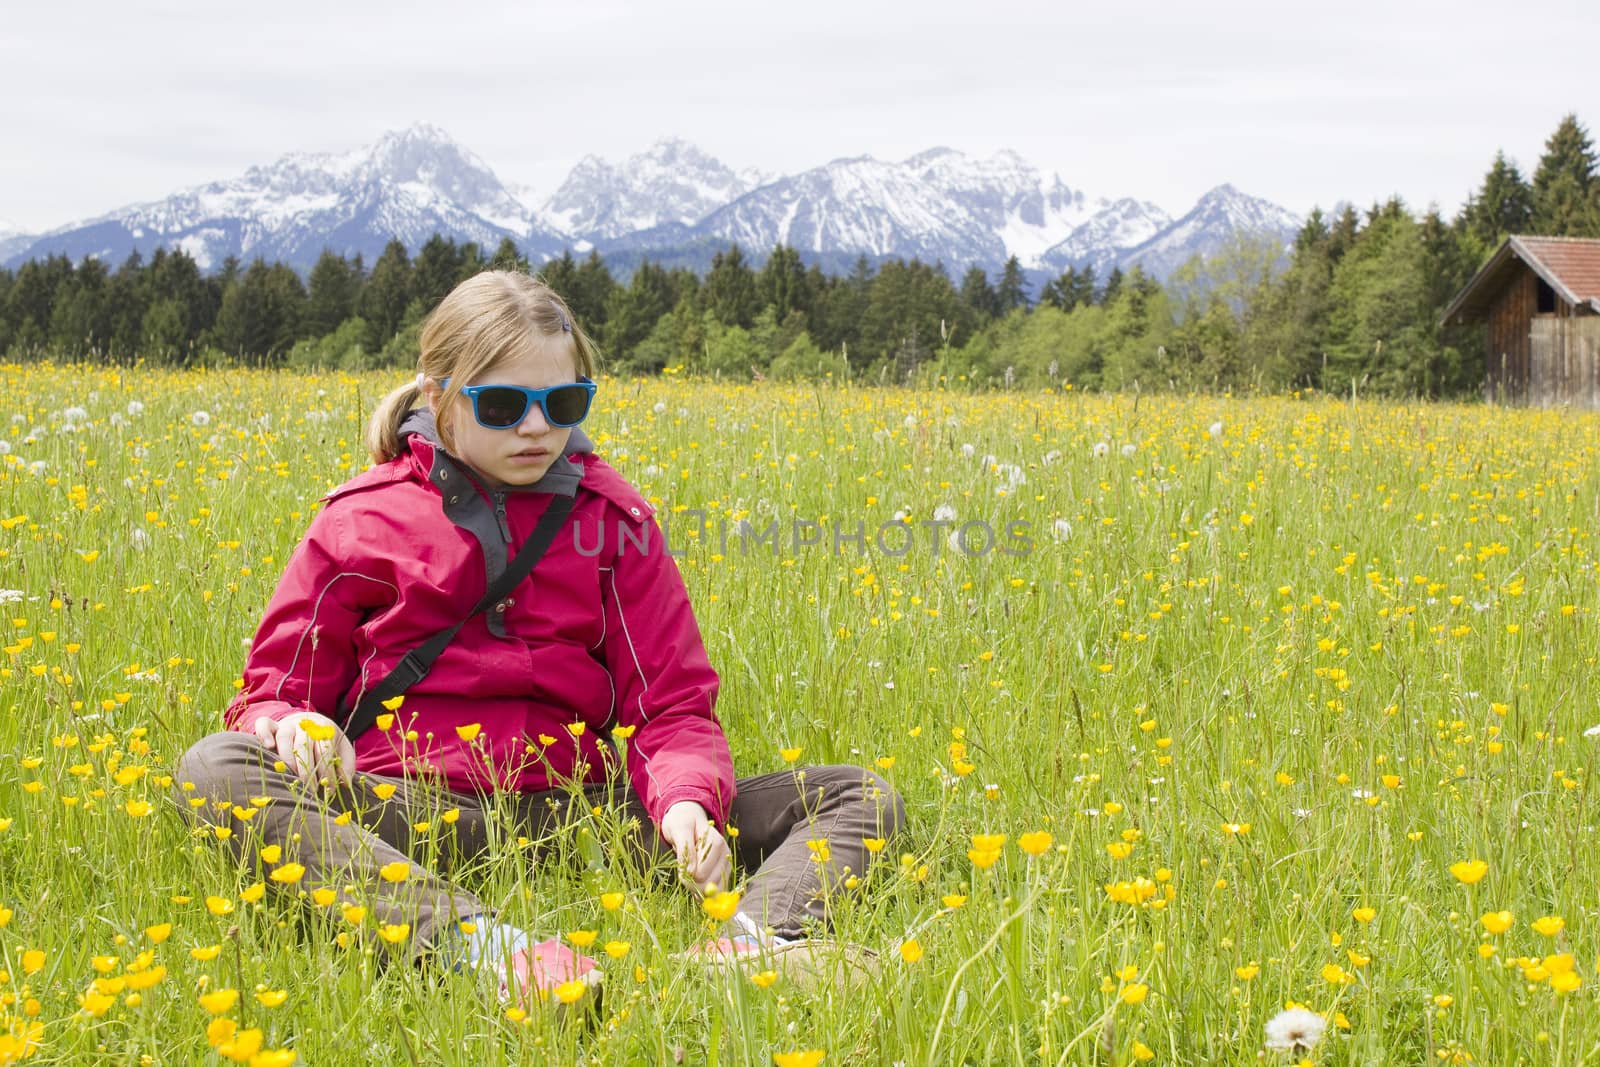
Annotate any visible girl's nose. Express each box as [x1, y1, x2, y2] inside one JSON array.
[[517, 401, 550, 434]]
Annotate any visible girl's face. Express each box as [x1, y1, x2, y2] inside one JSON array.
[[429, 337, 579, 489]]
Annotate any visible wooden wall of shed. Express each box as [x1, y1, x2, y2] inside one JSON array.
[[1530, 316, 1600, 409], [1485, 272, 1537, 403]]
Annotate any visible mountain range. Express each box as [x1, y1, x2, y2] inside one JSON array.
[[2, 124, 1303, 283]]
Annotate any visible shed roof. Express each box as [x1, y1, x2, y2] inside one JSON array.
[[1442, 236, 1600, 324]]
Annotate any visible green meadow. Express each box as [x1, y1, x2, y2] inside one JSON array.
[[1, 363, 1598, 1065]]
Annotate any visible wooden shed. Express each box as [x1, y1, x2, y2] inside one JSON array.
[[1442, 235, 1600, 407]]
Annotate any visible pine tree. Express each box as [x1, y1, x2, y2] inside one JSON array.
[[1464, 151, 1535, 247], [758, 245, 810, 322], [488, 238, 528, 272], [569, 251, 617, 336], [1099, 266, 1124, 306], [306, 250, 361, 337], [413, 235, 464, 311], [996, 256, 1030, 312], [359, 240, 414, 352], [701, 245, 760, 328], [1531, 114, 1600, 237], [604, 260, 675, 364]]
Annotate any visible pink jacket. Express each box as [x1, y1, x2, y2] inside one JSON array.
[[224, 425, 735, 825]]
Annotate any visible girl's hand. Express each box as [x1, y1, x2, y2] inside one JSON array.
[[253, 711, 355, 790], [659, 800, 731, 896]]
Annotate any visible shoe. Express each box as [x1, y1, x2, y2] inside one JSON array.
[[499, 939, 603, 1009], [681, 937, 879, 992]]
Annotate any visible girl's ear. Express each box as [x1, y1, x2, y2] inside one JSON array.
[[421, 382, 442, 414]]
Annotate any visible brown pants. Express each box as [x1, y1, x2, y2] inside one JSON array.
[[175, 731, 905, 957]]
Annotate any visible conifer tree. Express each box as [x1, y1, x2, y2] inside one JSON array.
[[306, 250, 361, 337], [701, 244, 760, 328], [1531, 114, 1600, 237], [1463, 151, 1534, 247], [996, 256, 1030, 312]]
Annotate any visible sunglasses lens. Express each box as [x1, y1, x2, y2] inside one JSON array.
[[544, 384, 592, 426], [475, 387, 530, 428]]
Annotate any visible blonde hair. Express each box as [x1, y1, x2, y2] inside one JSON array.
[[366, 271, 600, 463]]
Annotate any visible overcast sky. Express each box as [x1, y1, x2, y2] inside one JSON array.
[[2, 0, 1596, 234]]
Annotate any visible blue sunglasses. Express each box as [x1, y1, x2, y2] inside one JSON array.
[[439, 376, 597, 429]]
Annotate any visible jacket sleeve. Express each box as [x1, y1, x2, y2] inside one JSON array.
[[599, 514, 734, 826], [223, 504, 393, 735]]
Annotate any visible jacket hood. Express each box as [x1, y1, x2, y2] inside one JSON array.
[[397, 407, 593, 496]]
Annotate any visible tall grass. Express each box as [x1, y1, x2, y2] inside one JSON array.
[[0, 363, 1596, 1064]]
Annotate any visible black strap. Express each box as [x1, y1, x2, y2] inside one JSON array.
[[340, 492, 575, 740]]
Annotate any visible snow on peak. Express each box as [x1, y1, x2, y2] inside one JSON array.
[[539, 137, 753, 241]]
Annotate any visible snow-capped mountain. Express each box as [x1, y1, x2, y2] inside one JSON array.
[[7, 124, 566, 272], [0, 217, 30, 263], [1111, 184, 1301, 278], [538, 138, 759, 244], [3, 126, 1301, 282]]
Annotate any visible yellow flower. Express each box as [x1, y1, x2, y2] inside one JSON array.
[[380, 695, 405, 712], [702, 890, 742, 922], [455, 723, 481, 742], [899, 939, 924, 963], [190, 944, 222, 961], [1351, 906, 1376, 923], [567, 930, 597, 949], [207, 1018, 238, 1047], [126, 965, 167, 991], [378, 923, 411, 944], [1221, 822, 1250, 836], [772, 1050, 826, 1067], [970, 833, 1006, 851], [600, 891, 625, 911], [378, 861, 410, 883], [341, 905, 367, 925], [251, 1048, 299, 1067], [1321, 963, 1352, 985], [1532, 915, 1565, 937], [968, 847, 1001, 869], [259, 845, 282, 864], [1018, 831, 1053, 856], [1449, 859, 1489, 885], [874, 756, 895, 771], [1106, 842, 1133, 860], [144, 922, 173, 943], [198, 988, 241, 1014], [311, 887, 338, 907], [1480, 910, 1514, 935], [1551, 970, 1582, 993], [371, 783, 397, 801], [79, 989, 116, 1016], [552, 978, 589, 1004], [611, 724, 636, 740], [20, 949, 45, 975], [941, 894, 967, 909], [270, 862, 305, 884], [749, 969, 778, 988], [124, 798, 153, 817], [1132, 1041, 1155, 1061], [1235, 963, 1260, 981], [604, 940, 631, 959], [862, 837, 886, 853], [301, 720, 335, 742], [780, 746, 802, 763], [239, 882, 266, 904], [1120, 983, 1149, 1004], [255, 988, 289, 1007]]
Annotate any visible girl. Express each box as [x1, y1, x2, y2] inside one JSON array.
[[176, 271, 904, 1002]]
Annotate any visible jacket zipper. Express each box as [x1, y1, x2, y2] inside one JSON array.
[[493, 492, 512, 542]]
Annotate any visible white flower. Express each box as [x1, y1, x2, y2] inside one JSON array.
[[1207, 420, 1224, 439], [126, 400, 144, 416], [959, 443, 975, 459], [651, 402, 666, 415], [1042, 449, 1062, 465], [1092, 441, 1109, 458], [933, 504, 957, 523], [0, 589, 25, 604], [1052, 519, 1072, 543], [190, 410, 211, 427], [62, 406, 89, 422], [903, 414, 917, 430], [1263, 1007, 1326, 1054], [1584, 724, 1600, 738], [129, 528, 149, 551], [28, 460, 46, 474], [1121, 443, 1137, 458], [0, 440, 9, 456]]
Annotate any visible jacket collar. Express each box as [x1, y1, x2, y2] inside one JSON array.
[[397, 408, 591, 499]]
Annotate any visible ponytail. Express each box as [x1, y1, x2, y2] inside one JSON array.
[[366, 381, 422, 464]]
